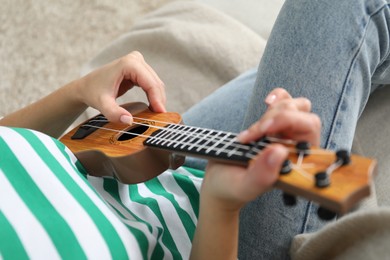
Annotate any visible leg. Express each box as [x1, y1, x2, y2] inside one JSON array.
[[239, 0, 390, 259], [182, 68, 258, 170], [244, 0, 390, 151]]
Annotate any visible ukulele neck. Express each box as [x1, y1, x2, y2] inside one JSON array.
[[144, 124, 268, 164]]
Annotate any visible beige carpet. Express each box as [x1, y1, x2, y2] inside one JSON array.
[[0, 0, 174, 117]]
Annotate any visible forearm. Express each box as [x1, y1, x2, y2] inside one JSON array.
[[190, 196, 240, 260], [0, 79, 87, 138], [0, 52, 167, 139]]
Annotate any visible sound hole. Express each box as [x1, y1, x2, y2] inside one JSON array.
[[117, 124, 149, 141]]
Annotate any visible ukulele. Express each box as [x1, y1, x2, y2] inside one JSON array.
[[61, 102, 377, 218]]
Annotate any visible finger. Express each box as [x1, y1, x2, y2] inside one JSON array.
[[238, 97, 313, 143], [140, 54, 165, 87], [143, 61, 166, 103], [237, 118, 274, 144], [117, 79, 134, 97], [269, 97, 312, 113], [141, 81, 167, 113], [121, 52, 166, 112], [267, 111, 321, 143], [130, 51, 167, 104], [99, 95, 133, 124], [238, 110, 321, 145], [127, 52, 166, 108], [203, 144, 288, 206], [140, 62, 166, 112], [246, 144, 288, 193], [239, 110, 321, 145], [265, 88, 293, 105]]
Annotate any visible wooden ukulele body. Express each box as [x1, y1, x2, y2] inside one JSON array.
[[61, 102, 185, 184]]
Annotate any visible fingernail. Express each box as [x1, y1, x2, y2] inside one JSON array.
[[120, 115, 133, 125], [265, 94, 276, 105]]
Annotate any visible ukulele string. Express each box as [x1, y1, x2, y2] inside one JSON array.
[[325, 159, 343, 176], [292, 164, 314, 181], [133, 116, 331, 155], [86, 117, 332, 157], [91, 116, 286, 147], [86, 118, 299, 159], [86, 117, 270, 154], [82, 122, 259, 158], [83, 117, 339, 181], [84, 121, 334, 182], [83, 116, 355, 190]]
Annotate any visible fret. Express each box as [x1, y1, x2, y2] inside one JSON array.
[[149, 126, 169, 145], [216, 133, 237, 156], [159, 124, 179, 146], [171, 125, 191, 148], [163, 124, 183, 147], [245, 143, 260, 159], [196, 129, 215, 152], [205, 131, 227, 154], [178, 126, 197, 149], [188, 128, 209, 150]]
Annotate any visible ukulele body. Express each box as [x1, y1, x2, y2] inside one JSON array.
[[60, 102, 185, 184]]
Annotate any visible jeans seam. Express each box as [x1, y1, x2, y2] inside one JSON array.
[[324, 5, 386, 149], [309, 2, 390, 232], [368, 4, 390, 73], [300, 201, 313, 233]]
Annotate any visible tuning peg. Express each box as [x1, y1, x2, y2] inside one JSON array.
[[280, 159, 292, 175], [317, 206, 337, 220], [315, 172, 330, 188], [336, 149, 351, 165], [282, 192, 297, 206], [296, 141, 310, 156]]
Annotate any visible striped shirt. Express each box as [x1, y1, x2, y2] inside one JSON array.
[[0, 127, 204, 259]]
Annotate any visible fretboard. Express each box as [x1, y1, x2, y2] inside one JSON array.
[[144, 124, 268, 164]]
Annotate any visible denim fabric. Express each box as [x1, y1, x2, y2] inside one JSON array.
[[245, 0, 390, 151], [183, 0, 390, 259], [182, 68, 257, 170]]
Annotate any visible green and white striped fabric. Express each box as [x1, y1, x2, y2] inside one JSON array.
[[0, 127, 204, 260]]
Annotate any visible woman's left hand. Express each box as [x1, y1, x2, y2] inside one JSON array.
[[203, 88, 321, 212]]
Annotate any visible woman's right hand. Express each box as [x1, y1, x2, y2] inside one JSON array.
[[75, 51, 166, 125]]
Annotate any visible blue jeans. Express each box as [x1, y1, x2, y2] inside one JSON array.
[[183, 0, 390, 259]]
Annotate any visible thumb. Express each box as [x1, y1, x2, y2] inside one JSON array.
[[99, 96, 133, 124], [248, 144, 288, 190]]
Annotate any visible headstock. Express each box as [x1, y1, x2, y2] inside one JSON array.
[[273, 140, 377, 218]]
